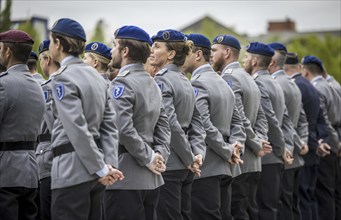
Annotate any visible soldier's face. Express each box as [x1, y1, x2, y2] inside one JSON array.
[[48, 34, 59, 62], [210, 44, 226, 72], [181, 50, 195, 74], [83, 53, 96, 67], [242, 52, 253, 74], [39, 53, 49, 77], [150, 42, 172, 68], [110, 39, 122, 69], [0, 42, 9, 68]]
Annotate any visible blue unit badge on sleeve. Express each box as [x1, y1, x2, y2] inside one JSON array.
[[226, 80, 232, 87], [113, 85, 125, 99], [55, 83, 64, 100], [194, 88, 199, 97]]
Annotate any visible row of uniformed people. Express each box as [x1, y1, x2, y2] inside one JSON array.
[[0, 17, 340, 220]]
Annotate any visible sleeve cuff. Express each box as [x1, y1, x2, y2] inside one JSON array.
[[96, 165, 109, 177], [145, 151, 156, 167]]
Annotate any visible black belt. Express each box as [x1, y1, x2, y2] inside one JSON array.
[[53, 139, 100, 158], [0, 141, 35, 151], [37, 134, 51, 143]]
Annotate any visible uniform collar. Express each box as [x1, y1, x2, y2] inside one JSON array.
[[119, 63, 144, 74], [222, 61, 241, 74], [290, 72, 301, 79], [271, 70, 285, 79], [311, 75, 324, 84], [192, 63, 213, 77], [163, 63, 180, 72], [60, 55, 78, 66], [7, 64, 29, 73]]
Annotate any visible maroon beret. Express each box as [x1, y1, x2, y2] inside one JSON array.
[[0, 30, 34, 44]]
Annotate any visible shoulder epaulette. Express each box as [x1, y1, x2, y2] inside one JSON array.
[[51, 65, 67, 78], [252, 73, 259, 80], [40, 78, 52, 86], [117, 70, 130, 77], [156, 68, 168, 76], [0, 71, 8, 78], [290, 78, 296, 83], [191, 74, 201, 81], [224, 69, 233, 74]]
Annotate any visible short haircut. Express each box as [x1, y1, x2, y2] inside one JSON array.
[[192, 45, 211, 62], [302, 63, 323, 75], [274, 50, 287, 68], [253, 54, 272, 69], [165, 40, 191, 66], [27, 58, 37, 72], [118, 39, 150, 63], [3, 42, 32, 63], [51, 32, 85, 56]]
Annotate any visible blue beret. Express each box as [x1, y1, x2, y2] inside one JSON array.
[[285, 52, 299, 65], [186, 33, 211, 49], [151, 29, 186, 42], [51, 18, 86, 42], [29, 51, 38, 60], [246, 42, 274, 57], [38, 40, 50, 54], [114, 25, 152, 45], [302, 55, 324, 70], [85, 42, 111, 60], [212, 34, 241, 50], [268, 42, 287, 53], [0, 30, 34, 44]]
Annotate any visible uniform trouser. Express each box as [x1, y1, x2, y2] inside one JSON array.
[[256, 163, 283, 220], [104, 188, 159, 220], [316, 153, 339, 220], [336, 157, 341, 220], [0, 187, 37, 220], [191, 175, 232, 220], [231, 172, 261, 220], [278, 167, 302, 220], [40, 177, 51, 220], [51, 179, 105, 220], [157, 169, 194, 220], [298, 164, 318, 220]]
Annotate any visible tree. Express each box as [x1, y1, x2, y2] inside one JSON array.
[[17, 20, 40, 53], [90, 19, 105, 43], [0, 0, 11, 32]]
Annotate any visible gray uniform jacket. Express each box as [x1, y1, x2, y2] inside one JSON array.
[[191, 64, 245, 178], [326, 75, 341, 141], [0, 64, 45, 188], [51, 57, 118, 189], [254, 70, 286, 165], [222, 62, 268, 173], [32, 73, 45, 84], [311, 76, 340, 154], [154, 64, 206, 171], [109, 63, 171, 190], [35, 79, 55, 180], [272, 70, 308, 169]]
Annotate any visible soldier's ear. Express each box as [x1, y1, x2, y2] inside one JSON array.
[[167, 50, 176, 60], [122, 46, 129, 58]]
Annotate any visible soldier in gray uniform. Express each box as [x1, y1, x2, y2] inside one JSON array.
[[182, 33, 245, 220], [83, 41, 112, 84], [151, 30, 206, 220], [243, 42, 291, 220], [105, 25, 171, 220], [48, 18, 123, 220], [301, 55, 341, 220], [211, 34, 271, 220], [35, 39, 60, 220], [0, 30, 45, 220], [27, 51, 45, 84], [268, 43, 309, 220]]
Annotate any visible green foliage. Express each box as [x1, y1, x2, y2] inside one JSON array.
[[286, 35, 341, 83], [90, 19, 105, 43], [0, 0, 11, 32]]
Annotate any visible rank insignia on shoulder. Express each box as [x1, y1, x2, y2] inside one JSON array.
[[55, 83, 65, 101], [0, 71, 8, 78], [252, 73, 259, 80], [312, 81, 317, 87], [118, 70, 130, 77], [41, 78, 51, 86], [157, 82, 163, 92], [226, 80, 233, 87], [191, 74, 200, 80], [156, 68, 168, 76], [113, 84, 125, 99], [225, 69, 233, 74], [194, 87, 199, 97]]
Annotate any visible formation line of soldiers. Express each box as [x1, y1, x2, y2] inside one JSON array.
[[0, 17, 340, 220]]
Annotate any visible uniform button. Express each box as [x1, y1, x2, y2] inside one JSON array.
[[40, 150, 43, 153]]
